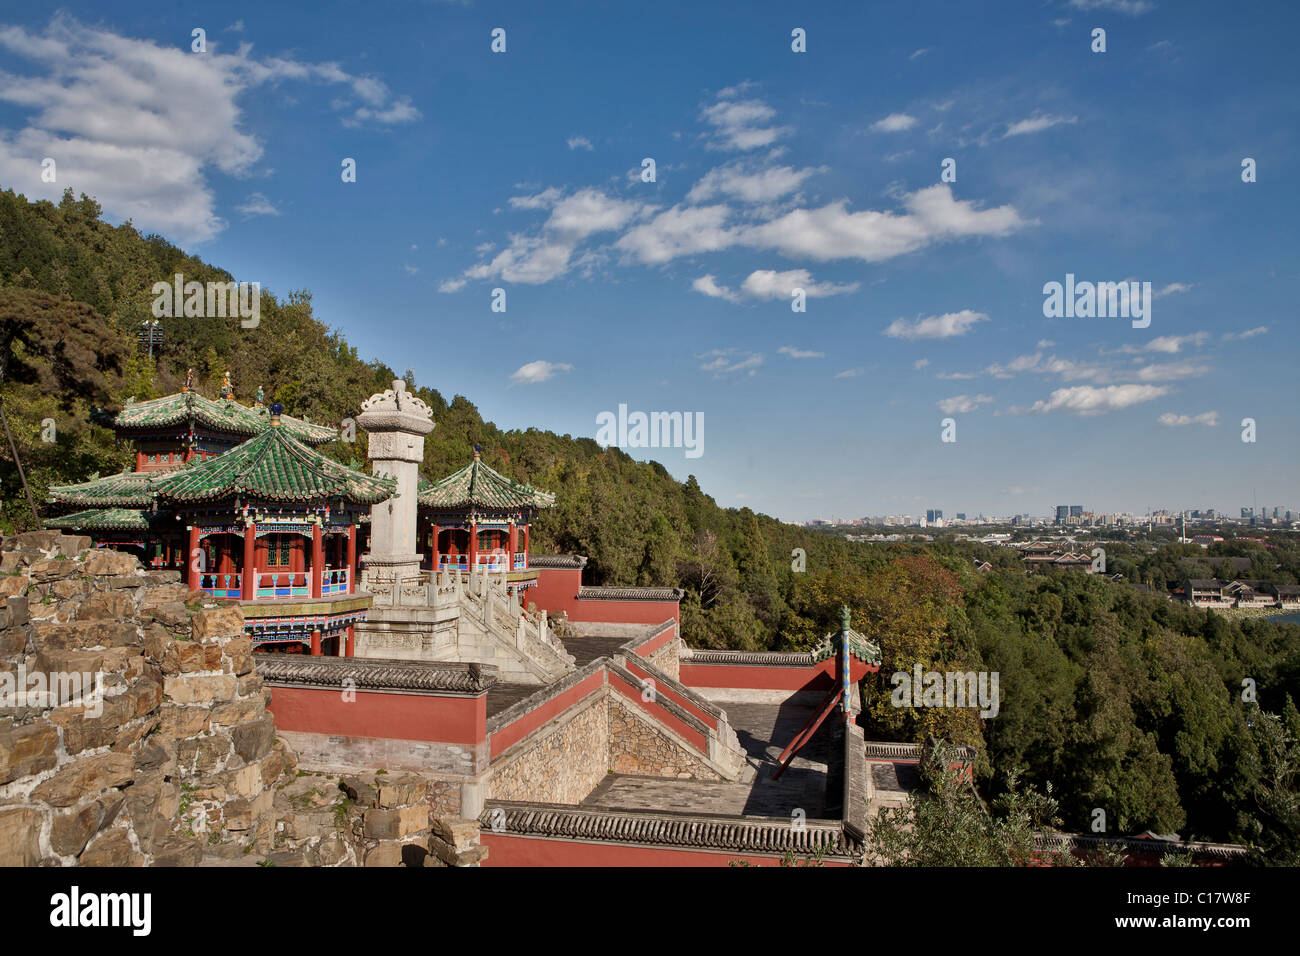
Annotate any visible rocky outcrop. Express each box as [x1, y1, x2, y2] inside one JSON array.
[[0, 532, 481, 867]]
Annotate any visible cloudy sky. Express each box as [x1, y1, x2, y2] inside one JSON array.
[[1, 1, 1296, 520]]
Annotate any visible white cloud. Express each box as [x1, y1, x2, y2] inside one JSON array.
[[1223, 325, 1268, 341], [235, 192, 278, 217], [741, 269, 859, 300], [509, 186, 564, 210], [692, 274, 741, 303], [871, 113, 918, 132], [835, 368, 862, 379], [1036, 339, 1055, 348], [403, 263, 419, 275], [1142, 332, 1211, 354], [740, 185, 1025, 264], [1154, 282, 1192, 297], [686, 163, 818, 204], [700, 90, 789, 151], [1068, 0, 1156, 15], [438, 278, 467, 293], [1158, 411, 1219, 427], [936, 370, 977, 380], [914, 358, 930, 370], [938, 394, 994, 414], [0, 17, 417, 244], [1025, 384, 1170, 416], [909, 48, 931, 60], [510, 360, 573, 385], [884, 310, 988, 340], [567, 135, 593, 150], [698, 349, 763, 376], [778, 346, 824, 359], [616, 204, 734, 264], [1004, 114, 1078, 137], [1134, 361, 1209, 382]]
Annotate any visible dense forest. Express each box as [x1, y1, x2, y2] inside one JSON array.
[[2, 187, 1297, 853]]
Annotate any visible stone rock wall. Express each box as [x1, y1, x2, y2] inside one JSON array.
[[645, 638, 681, 682], [0, 531, 479, 867], [607, 694, 722, 781], [488, 695, 609, 804]]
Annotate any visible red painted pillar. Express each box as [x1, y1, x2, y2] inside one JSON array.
[[345, 624, 355, 658], [431, 523, 441, 573], [311, 521, 323, 598], [468, 521, 478, 570], [522, 523, 530, 567], [310, 629, 322, 656], [242, 523, 256, 600], [347, 523, 357, 593], [187, 525, 201, 591], [508, 522, 518, 569]]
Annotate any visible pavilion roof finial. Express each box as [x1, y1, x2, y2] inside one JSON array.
[[473, 444, 482, 460], [268, 402, 283, 426], [839, 604, 852, 633]]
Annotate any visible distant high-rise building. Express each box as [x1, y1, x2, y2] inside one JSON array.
[[926, 509, 943, 523], [1070, 505, 1083, 518], [1242, 507, 1254, 519], [956, 513, 967, 521], [1055, 505, 1070, 524]]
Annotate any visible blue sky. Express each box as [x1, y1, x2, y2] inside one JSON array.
[[1, 1, 1296, 521]]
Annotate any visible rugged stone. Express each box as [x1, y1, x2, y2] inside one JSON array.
[[164, 674, 237, 704], [0, 806, 43, 865], [49, 696, 135, 754], [6, 595, 28, 627], [83, 551, 139, 576], [378, 773, 427, 809], [341, 776, 379, 808], [152, 835, 204, 867], [32, 752, 135, 807], [76, 590, 136, 621], [79, 827, 143, 866], [225, 637, 253, 676], [191, 606, 245, 641], [51, 792, 125, 856], [363, 804, 427, 841], [231, 717, 275, 763], [29, 558, 80, 583], [32, 619, 140, 651], [54, 535, 92, 557], [0, 576, 28, 599], [147, 602, 191, 632], [0, 722, 59, 784]]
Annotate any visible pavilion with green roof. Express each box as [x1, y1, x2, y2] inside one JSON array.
[[149, 406, 396, 655], [417, 449, 555, 579]]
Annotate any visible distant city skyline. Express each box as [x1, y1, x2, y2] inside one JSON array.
[[0, 2, 1295, 523]]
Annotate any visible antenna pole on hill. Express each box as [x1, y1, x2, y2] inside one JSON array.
[[0, 399, 39, 527]]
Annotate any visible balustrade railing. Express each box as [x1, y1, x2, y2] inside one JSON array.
[[256, 570, 310, 599], [321, 567, 350, 595], [199, 572, 241, 599]]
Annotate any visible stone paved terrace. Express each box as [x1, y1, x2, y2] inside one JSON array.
[[486, 681, 547, 718], [581, 700, 841, 819], [558, 629, 640, 668]]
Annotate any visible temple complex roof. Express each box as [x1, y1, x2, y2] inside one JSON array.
[[154, 420, 395, 506], [46, 467, 176, 509], [811, 606, 882, 666], [43, 508, 162, 531], [113, 389, 337, 445], [418, 453, 555, 512]]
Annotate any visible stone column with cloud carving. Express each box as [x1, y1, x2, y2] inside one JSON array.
[[357, 380, 434, 582]]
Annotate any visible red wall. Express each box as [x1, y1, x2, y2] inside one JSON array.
[[679, 659, 879, 693], [528, 568, 680, 625], [268, 686, 485, 745], [489, 670, 606, 758], [608, 671, 707, 751], [480, 834, 854, 867]]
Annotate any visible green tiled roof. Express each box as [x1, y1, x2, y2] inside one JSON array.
[[418, 456, 555, 512], [154, 423, 395, 506], [44, 508, 159, 531], [46, 469, 171, 508], [113, 391, 337, 445], [811, 606, 882, 666]]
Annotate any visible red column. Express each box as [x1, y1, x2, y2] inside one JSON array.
[[508, 522, 518, 570], [347, 523, 357, 594], [468, 521, 478, 570], [187, 525, 201, 591], [310, 629, 322, 656], [311, 521, 323, 598], [522, 523, 530, 567], [241, 523, 256, 600], [431, 523, 441, 574], [345, 624, 355, 658]]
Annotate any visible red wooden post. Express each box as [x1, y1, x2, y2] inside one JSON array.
[[431, 523, 441, 574], [347, 523, 357, 593], [468, 521, 478, 570], [187, 525, 201, 592], [508, 522, 518, 569], [522, 523, 530, 567], [311, 521, 323, 598], [345, 624, 355, 658], [310, 629, 322, 656], [241, 523, 256, 600]]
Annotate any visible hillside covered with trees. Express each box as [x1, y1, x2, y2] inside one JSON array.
[[1, 187, 1297, 853]]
